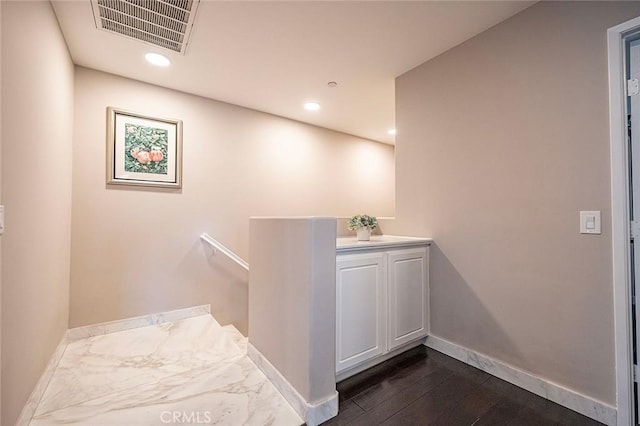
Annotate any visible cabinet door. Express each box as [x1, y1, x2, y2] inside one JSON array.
[[387, 247, 429, 351], [336, 252, 386, 373]]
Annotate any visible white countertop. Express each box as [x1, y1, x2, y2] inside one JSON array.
[[336, 235, 432, 253]]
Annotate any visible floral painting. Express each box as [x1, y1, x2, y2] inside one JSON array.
[[107, 107, 182, 189], [124, 124, 168, 175]]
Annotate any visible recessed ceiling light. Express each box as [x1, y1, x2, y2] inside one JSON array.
[[388, 128, 397, 135], [304, 102, 321, 111], [328, 81, 338, 88], [145, 52, 170, 67]]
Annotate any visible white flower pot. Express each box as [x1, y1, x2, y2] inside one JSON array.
[[356, 227, 371, 241]]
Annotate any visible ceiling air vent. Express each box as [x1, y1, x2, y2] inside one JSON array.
[[91, 0, 200, 55]]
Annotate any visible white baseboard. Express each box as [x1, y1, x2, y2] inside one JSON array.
[[336, 338, 425, 382], [67, 304, 211, 341], [15, 333, 68, 426], [247, 343, 338, 426], [425, 335, 617, 426]]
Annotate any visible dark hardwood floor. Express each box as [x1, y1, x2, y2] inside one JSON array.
[[322, 346, 602, 426]]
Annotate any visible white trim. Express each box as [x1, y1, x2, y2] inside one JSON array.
[[609, 15, 640, 426], [426, 335, 617, 425], [247, 343, 338, 426], [67, 304, 211, 341], [336, 338, 425, 382], [15, 333, 68, 426]]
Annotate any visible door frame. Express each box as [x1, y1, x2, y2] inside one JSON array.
[[609, 15, 640, 426]]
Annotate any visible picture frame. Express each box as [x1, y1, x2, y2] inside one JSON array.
[[106, 107, 183, 189]]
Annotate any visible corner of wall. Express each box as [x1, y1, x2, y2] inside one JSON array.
[[1, 1, 74, 423]]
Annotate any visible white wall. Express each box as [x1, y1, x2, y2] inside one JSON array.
[[71, 68, 395, 334], [1, 2, 74, 424], [389, 1, 640, 405]]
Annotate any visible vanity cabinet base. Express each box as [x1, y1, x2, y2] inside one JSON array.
[[336, 244, 430, 376]]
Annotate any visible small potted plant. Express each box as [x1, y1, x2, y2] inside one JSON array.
[[348, 214, 378, 241]]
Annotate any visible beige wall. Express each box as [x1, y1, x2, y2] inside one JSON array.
[[1, 2, 74, 424], [0, 2, 3, 422], [71, 68, 394, 333], [249, 218, 336, 410], [389, 1, 640, 405]]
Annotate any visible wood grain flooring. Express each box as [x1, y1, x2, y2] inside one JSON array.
[[322, 347, 602, 426]]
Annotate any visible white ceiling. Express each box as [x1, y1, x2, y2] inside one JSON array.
[[51, 1, 534, 145]]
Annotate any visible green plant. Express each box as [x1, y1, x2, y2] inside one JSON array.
[[348, 214, 378, 231]]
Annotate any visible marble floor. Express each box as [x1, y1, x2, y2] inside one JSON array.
[[29, 315, 303, 426]]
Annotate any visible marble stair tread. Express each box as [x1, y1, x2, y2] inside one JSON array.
[[34, 314, 243, 416], [222, 323, 248, 352], [30, 353, 303, 425]]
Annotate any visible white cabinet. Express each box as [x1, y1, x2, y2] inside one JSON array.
[[387, 248, 429, 351], [335, 241, 429, 376], [336, 252, 386, 373]]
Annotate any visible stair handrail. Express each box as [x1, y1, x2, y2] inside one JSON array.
[[200, 233, 249, 271]]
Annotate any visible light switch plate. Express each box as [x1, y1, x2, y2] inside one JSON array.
[[0, 205, 4, 235], [580, 210, 601, 234]]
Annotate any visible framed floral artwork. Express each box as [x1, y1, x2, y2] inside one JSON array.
[[106, 107, 183, 189]]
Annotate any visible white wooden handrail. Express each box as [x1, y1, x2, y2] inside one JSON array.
[[200, 233, 249, 271]]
